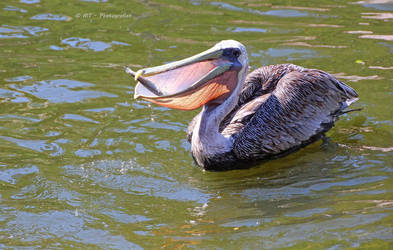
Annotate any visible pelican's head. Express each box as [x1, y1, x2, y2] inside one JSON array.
[[129, 40, 248, 110]]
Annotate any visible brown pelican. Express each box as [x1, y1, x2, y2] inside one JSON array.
[[126, 40, 358, 171]]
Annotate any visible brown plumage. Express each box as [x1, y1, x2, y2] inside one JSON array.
[[187, 64, 358, 170]]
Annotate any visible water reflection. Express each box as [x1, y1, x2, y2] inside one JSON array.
[[285, 207, 328, 217], [355, 0, 393, 11], [0, 114, 41, 123], [227, 26, 295, 34], [345, 30, 373, 34], [361, 12, 393, 19], [74, 149, 102, 157], [3, 6, 27, 13], [101, 209, 151, 224], [20, 0, 40, 4], [0, 25, 49, 39], [230, 213, 389, 248], [261, 9, 313, 17], [369, 65, 393, 69], [283, 42, 347, 48], [252, 47, 322, 64], [62, 161, 211, 203], [49, 45, 64, 51], [31, 13, 71, 21], [62, 114, 100, 124], [211, 2, 316, 17], [359, 34, 393, 41], [10, 79, 117, 103], [334, 72, 383, 82], [85, 107, 115, 113], [0, 136, 63, 156], [0, 88, 30, 103], [62, 37, 111, 51], [0, 165, 39, 184], [80, 0, 108, 2], [228, 27, 267, 33], [61, 37, 129, 51], [5, 75, 33, 82], [6, 210, 142, 249]]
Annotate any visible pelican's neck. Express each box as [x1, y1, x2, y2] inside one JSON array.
[[191, 71, 246, 167], [190, 41, 249, 168]]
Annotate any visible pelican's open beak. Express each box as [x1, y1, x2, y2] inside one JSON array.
[[126, 45, 241, 110]]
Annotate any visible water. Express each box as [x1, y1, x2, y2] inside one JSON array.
[[1, 0, 392, 248]]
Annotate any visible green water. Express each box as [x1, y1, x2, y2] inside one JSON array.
[[1, 0, 393, 248]]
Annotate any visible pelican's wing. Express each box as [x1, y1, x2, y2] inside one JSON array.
[[232, 66, 358, 160], [238, 64, 306, 106], [218, 64, 308, 137]]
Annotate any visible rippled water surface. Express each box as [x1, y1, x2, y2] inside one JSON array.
[[1, 0, 392, 248]]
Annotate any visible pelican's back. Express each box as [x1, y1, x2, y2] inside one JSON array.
[[229, 64, 358, 160]]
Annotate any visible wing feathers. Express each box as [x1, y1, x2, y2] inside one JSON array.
[[232, 65, 358, 160]]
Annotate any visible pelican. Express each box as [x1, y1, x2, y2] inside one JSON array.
[[126, 40, 358, 171]]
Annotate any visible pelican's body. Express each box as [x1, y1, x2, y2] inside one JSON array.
[[128, 40, 358, 171], [186, 63, 358, 170]]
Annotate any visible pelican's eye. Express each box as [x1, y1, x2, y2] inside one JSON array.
[[224, 48, 241, 58], [232, 48, 241, 58]]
